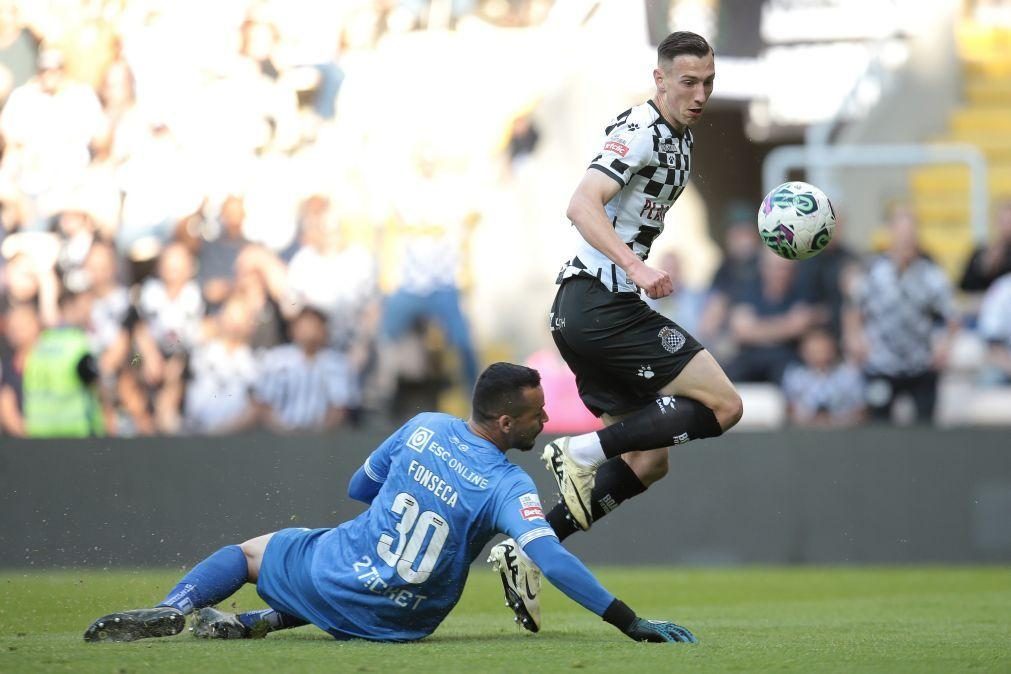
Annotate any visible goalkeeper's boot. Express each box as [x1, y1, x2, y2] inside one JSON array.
[[83, 607, 186, 643], [191, 607, 252, 639], [487, 538, 541, 633], [542, 436, 595, 530]]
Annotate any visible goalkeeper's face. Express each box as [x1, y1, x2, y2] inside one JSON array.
[[505, 386, 549, 451]]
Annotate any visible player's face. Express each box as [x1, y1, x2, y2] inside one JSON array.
[[505, 386, 549, 451], [655, 52, 715, 131]]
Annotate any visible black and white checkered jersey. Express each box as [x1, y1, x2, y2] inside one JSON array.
[[856, 255, 956, 376], [560, 99, 693, 293]]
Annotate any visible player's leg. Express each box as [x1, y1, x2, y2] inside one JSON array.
[[192, 533, 309, 639], [84, 533, 288, 642], [547, 350, 742, 529]]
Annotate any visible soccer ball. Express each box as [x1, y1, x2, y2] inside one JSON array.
[[757, 181, 836, 260]]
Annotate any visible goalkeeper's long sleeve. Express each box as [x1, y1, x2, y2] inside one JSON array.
[[347, 466, 382, 504], [521, 535, 615, 616]]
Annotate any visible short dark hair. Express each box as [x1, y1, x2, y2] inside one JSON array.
[[472, 362, 541, 422], [294, 306, 328, 325], [657, 31, 713, 63]]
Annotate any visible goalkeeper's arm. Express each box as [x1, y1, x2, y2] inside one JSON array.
[[522, 536, 696, 643]]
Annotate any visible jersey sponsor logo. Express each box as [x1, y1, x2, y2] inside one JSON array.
[[639, 198, 671, 223], [407, 426, 435, 453], [657, 141, 679, 153], [659, 326, 686, 354], [604, 140, 630, 157], [671, 432, 690, 445], [519, 493, 545, 521], [549, 312, 565, 331]]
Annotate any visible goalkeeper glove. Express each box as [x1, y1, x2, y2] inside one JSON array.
[[602, 599, 698, 643]]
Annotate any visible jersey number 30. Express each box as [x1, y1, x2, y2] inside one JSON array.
[[377, 492, 449, 584]]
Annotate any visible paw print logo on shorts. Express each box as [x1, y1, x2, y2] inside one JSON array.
[[637, 365, 655, 379]]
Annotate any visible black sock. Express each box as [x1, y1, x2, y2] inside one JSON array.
[[545, 457, 647, 541], [598, 396, 721, 459]]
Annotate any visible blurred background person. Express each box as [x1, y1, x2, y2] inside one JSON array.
[[959, 200, 1011, 306], [197, 194, 250, 313], [724, 252, 820, 384], [183, 297, 258, 435], [643, 249, 705, 338], [0, 301, 39, 435], [976, 271, 1011, 386], [697, 207, 761, 358], [845, 208, 959, 424], [782, 327, 866, 428], [133, 241, 204, 434], [252, 306, 357, 434], [0, 48, 104, 229], [22, 290, 104, 437]]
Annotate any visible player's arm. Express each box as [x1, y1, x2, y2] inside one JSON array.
[[566, 170, 673, 300], [521, 535, 695, 643], [347, 426, 403, 504]]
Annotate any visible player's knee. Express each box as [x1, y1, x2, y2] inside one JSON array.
[[715, 390, 744, 432], [623, 450, 669, 487]]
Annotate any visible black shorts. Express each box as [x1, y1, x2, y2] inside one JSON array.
[[549, 275, 704, 417]]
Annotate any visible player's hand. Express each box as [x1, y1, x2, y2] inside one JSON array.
[[623, 618, 698, 643], [626, 261, 673, 299]]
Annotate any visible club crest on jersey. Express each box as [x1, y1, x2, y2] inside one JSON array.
[[659, 326, 685, 354], [604, 140, 629, 157], [519, 493, 545, 521], [406, 426, 434, 453]]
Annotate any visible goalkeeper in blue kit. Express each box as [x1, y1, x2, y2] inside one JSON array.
[[83, 363, 696, 644]]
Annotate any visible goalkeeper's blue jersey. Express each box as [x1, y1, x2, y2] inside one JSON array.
[[308, 413, 556, 641]]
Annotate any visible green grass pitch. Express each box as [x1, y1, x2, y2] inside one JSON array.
[[1, 566, 1008, 673]]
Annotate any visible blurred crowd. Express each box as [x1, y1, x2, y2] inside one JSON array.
[[2, 0, 1009, 439], [653, 201, 1011, 429], [0, 0, 550, 438]]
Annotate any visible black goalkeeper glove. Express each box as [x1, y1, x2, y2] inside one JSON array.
[[623, 618, 698, 643], [602, 599, 698, 644]]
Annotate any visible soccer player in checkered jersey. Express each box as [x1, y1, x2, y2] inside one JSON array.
[[490, 32, 744, 627]]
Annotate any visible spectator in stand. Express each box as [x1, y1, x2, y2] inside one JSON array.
[[959, 200, 1011, 295], [794, 211, 861, 340], [977, 272, 1011, 386], [0, 302, 39, 435], [381, 152, 480, 391], [198, 195, 250, 312], [83, 240, 153, 436], [0, 48, 105, 228], [697, 208, 761, 356], [285, 194, 380, 384], [134, 241, 205, 433], [724, 252, 820, 384], [233, 245, 288, 352], [22, 290, 105, 437], [643, 249, 705, 338], [252, 307, 357, 433], [184, 297, 259, 434], [844, 207, 959, 424], [53, 202, 101, 294], [0, 0, 39, 101], [0, 249, 59, 327], [781, 327, 865, 428]]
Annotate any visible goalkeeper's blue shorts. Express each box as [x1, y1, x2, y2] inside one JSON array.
[[256, 527, 356, 640]]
